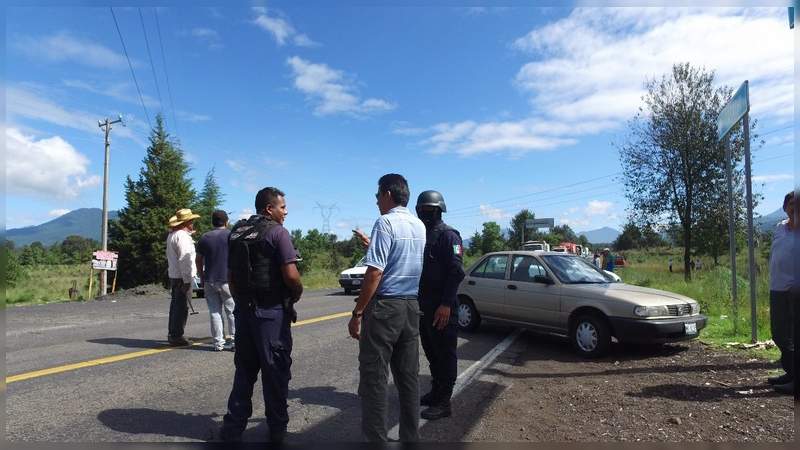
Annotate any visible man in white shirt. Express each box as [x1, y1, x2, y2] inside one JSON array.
[[166, 208, 200, 346]]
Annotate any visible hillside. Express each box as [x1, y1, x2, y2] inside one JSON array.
[[7, 208, 118, 246], [578, 226, 620, 244]]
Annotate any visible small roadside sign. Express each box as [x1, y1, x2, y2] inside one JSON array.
[[92, 250, 118, 271], [717, 81, 749, 141], [525, 218, 554, 229]]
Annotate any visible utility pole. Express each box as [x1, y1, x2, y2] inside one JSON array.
[[98, 115, 124, 296]]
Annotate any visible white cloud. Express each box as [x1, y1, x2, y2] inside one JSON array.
[[12, 32, 133, 69], [586, 200, 614, 216], [391, 121, 428, 136], [252, 8, 318, 47], [180, 27, 224, 50], [238, 208, 254, 220], [6, 128, 100, 199], [286, 56, 396, 117], [417, 8, 792, 157], [752, 174, 793, 184], [479, 204, 512, 221], [62, 79, 160, 108], [225, 159, 245, 172], [7, 85, 145, 145], [49, 209, 71, 217], [176, 110, 212, 122]]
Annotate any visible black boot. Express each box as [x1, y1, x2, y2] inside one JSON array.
[[420, 381, 440, 406], [767, 373, 792, 385], [421, 386, 453, 420]]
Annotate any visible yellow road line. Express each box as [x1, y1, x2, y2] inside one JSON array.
[[7, 310, 350, 384]]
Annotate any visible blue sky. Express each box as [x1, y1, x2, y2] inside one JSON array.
[[5, 4, 796, 239]]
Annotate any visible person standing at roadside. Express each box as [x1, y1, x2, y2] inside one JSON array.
[[669, 256, 673, 273], [220, 187, 303, 443], [602, 248, 615, 272], [348, 174, 426, 442], [196, 210, 236, 351], [166, 208, 201, 346], [766, 190, 798, 395], [415, 190, 465, 421]]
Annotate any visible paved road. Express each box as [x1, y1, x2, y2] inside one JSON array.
[[6, 289, 519, 442]]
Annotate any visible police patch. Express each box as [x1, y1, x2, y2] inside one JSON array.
[[453, 244, 462, 255]]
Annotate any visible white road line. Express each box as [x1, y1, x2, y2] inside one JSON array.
[[387, 328, 523, 440]]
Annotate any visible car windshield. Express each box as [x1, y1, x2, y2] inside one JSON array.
[[542, 255, 611, 284]]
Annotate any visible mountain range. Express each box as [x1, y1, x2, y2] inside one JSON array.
[[577, 227, 621, 244], [6, 208, 118, 246]]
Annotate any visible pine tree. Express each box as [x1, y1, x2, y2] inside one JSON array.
[[110, 115, 197, 288], [194, 167, 224, 235]]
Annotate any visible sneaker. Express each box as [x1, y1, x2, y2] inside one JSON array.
[[213, 345, 225, 352], [224, 340, 235, 351], [767, 373, 792, 385], [168, 336, 191, 346]]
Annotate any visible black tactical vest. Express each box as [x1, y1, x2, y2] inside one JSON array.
[[228, 215, 287, 307], [420, 222, 459, 297]]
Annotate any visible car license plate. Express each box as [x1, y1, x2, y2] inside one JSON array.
[[685, 322, 697, 335], [352, 279, 361, 286]]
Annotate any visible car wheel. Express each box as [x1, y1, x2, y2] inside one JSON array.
[[571, 314, 611, 358], [457, 298, 481, 332], [344, 288, 352, 295]]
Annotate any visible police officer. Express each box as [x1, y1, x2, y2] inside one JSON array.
[[415, 190, 465, 420], [220, 187, 303, 443]]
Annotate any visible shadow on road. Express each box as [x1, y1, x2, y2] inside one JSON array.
[[97, 408, 226, 441], [87, 337, 214, 351]]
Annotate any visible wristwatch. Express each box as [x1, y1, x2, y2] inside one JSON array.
[[352, 310, 363, 318]]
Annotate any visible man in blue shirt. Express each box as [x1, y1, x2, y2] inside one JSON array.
[[349, 173, 426, 442]]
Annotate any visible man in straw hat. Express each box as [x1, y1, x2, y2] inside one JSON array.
[[166, 208, 201, 346]]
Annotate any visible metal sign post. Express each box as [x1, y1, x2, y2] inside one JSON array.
[[724, 136, 739, 333], [717, 80, 757, 343]]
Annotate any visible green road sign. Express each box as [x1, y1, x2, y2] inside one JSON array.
[[717, 80, 749, 141]]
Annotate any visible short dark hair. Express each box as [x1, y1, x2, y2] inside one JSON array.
[[255, 187, 286, 214], [378, 173, 410, 207], [783, 190, 796, 211], [211, 210, 228, 227]]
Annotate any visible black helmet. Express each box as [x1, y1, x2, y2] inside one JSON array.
[[416, 190, 447, 213]]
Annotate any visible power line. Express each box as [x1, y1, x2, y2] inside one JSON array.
[[153, 8, 179, 135], [446, 172, 621, 214], [138, 8, 164, 116], [110, 7, 152, 129], [756, 125, 793, 137]]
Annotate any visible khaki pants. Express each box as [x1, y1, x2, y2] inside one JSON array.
[[358, 297, 420, 442]]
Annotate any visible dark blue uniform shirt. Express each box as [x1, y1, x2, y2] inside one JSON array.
[[419, 223, 466, 309]]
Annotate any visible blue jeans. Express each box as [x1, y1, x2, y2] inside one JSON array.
[[205, 281, 236, 349]]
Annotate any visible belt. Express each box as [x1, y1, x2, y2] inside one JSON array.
[[376, 294, 418, 300]]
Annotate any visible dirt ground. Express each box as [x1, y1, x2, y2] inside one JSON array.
[[467, 332, 794, 442]]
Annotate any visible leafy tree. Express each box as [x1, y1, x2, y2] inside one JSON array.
[[551, 224, 578, 243], [110, 115, 197, 288], [19, 242, 47, 266], [479, 222, 505, 254], [194, 167, 224, 235], [4, 241, 25, 287], [640, 223, 667, 249], [618, 63, 752, 280], [613, 222, 642, 251], [466, 230, 483, 256], [60, 235, 98, 264], [506, 209, 536, 250]]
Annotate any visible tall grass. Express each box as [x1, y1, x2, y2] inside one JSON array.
[[618, 247, 774, 344], [6, 264, 104, 306]]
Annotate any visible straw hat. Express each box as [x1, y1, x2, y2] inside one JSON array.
[[168, 208, 201, 228]]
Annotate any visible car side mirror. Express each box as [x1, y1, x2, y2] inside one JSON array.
[[533, 275, 553, 285]]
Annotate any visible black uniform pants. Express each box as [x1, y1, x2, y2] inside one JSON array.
[[223, 304, 293, 435], [419, 302, 458, 393]]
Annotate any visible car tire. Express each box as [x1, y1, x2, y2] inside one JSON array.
[[344, 288, 352, 295], [457, 298, 481, 332], [571, 314, 611, 358]]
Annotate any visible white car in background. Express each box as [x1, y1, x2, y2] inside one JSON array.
[[339, 257, 367, 294]]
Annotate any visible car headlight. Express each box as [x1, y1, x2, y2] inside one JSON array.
[[634, 305, 670, 317], [690, 302, 700, 315]]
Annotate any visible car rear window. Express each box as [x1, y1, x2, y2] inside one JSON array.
[[471, 254, 508, 279]]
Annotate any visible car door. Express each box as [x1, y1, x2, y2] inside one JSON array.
[[464, 254, 510, 318], [503, 254, 561, 330]]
